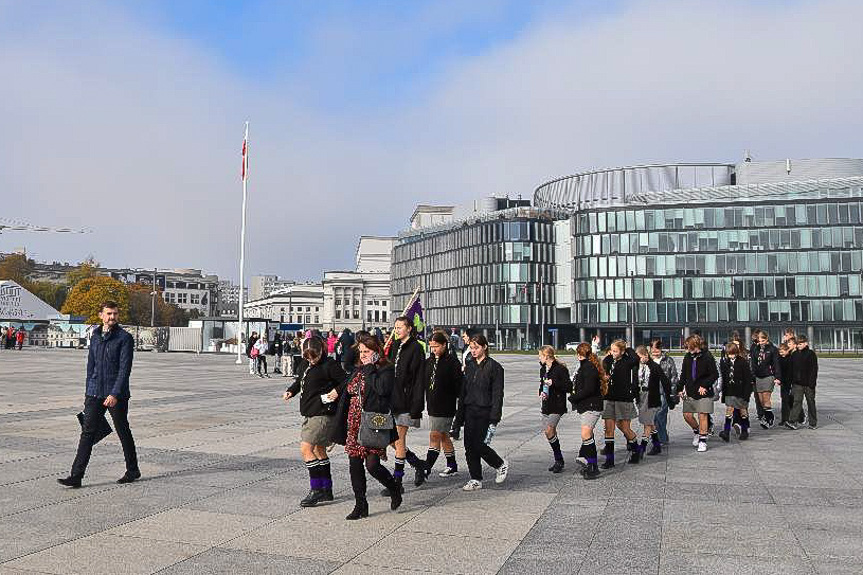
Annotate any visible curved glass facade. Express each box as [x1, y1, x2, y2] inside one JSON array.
[[572, 182, 863, 349]]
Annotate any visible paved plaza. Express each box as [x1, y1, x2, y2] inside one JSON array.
[[0, 350, 862, 574]]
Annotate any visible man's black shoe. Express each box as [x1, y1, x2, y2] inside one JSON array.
[[300, 489, 326, 507], [57, 476, 82, 488], [550, 460, 565, 474], [117, 471, 141, 484]]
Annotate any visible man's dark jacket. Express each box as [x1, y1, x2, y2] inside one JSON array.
[[86, 325, 134, 399]]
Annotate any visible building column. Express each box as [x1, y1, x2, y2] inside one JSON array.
[[625, 327, 632, 343], [744, 326, 751, 345], [579, 327, 586, 343]]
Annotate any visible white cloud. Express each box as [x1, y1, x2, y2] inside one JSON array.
[[1, 0, 861, 281]]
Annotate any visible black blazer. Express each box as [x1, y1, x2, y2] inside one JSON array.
[[330, 363, 395, 445], [678, 351, 718, 398], [719, 355, 753, 401], [636, 360, 673, 409], [454, 356, 505, 426], [424, 353, 462, 418], [286, 357, 348, 417], [388, 337, 426, 418], [791, 348, 818, 388], [751, 343, 782, 380], [539, 362, 572, 415], [569, 359, 604, 413], [602, 353, 638, 402]]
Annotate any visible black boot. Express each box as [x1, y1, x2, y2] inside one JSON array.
[[718, 429, 730, 442], [647, 443, 662, 456], [346, 498, 369, 520], [57, 476, 82, 488], [601, 454, 615, 470], [319, 488, 334, 503], [300, 489, 325, 507], [380, 477, 404, 497], [414, 464, 426, 487], [549, 460, 565, 474], [628, 448, 641, 464], [581, 462, 600, 480]]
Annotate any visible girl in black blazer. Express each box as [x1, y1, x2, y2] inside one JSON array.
[[634, 346, 673, 457], [422, 331, 463, 480], [538, 345, 572, 474], [569, 342, 607, 480], [718, 342, 753, 442]]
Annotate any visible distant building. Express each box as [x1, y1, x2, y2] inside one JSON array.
[[321, 236, 396, 332], [244, 283, 325, 332], [250, 274, 296, 301], [216, 280, 247, 317]]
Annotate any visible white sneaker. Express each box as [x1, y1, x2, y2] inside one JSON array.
[[692, 433, 700, 447], [495, 460, 509, 484], [462, 479, 482, 491], [439, 467, 459, 477], [697, 441, 708, 452]]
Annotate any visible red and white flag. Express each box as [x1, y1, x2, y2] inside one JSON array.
[[241, 123, 249, 181]]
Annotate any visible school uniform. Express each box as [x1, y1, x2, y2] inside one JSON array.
[[636, 360, 673, 425], [423, 352, 462, 475], [453, 356, 505, 482], [601, 353, 638, 421], [718, 355, 753, 441], [569, 358, 604, 478], [653, 354, 678, 443], [751, 343, 782, 393], [540, 361, 572, 471], [677, 350, 718, 413], [778, 352, 796, 424], [790, 347, 818, 428]]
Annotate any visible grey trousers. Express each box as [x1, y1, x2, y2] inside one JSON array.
[[789, 385, 817, 427]]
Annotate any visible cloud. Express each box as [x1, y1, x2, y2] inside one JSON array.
[[1, 0, 861, 282]]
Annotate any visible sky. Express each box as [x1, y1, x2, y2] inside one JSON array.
[[1, 0, 861, 283]]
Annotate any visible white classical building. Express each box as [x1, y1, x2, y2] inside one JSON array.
[[243, 283, 324, 331], [321, 236, 395, 332]]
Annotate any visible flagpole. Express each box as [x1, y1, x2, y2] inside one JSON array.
[[236, 121, 249, 365]]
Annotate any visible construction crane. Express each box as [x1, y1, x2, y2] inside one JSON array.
[[0, 217, 90, 235]]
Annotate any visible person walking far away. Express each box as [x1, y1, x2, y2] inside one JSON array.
[[58, 301, 140, 488], [786, 336, 818, 430]]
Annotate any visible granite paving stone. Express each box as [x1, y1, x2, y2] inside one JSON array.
[[0, 350, 861, 574]]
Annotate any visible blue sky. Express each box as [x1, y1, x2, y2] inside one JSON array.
[[1, 0, 861, 281]]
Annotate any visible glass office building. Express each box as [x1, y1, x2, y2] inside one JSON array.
[[391, 206, 565, 349], [534, 159, 863, 350]]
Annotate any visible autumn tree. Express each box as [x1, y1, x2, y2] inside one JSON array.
[[62, 277, 129, 324], [0, 253, 34, 284], [66, 257, 101, 287], [28, 281, 69, 310]]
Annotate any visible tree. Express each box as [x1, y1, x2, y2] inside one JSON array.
[[28, 281, 69, 310], [66, 257, 101, 287], [0, 253, 34, 284], [62, 277, 129, 324], [125, 283, 190, 327]]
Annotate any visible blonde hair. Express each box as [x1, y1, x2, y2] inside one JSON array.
[[635, 345, 649, 357], [610, 340, 627, 352], [539, 345, 559, 364]]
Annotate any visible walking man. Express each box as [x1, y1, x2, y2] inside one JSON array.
[[58, 301, 140, 488]]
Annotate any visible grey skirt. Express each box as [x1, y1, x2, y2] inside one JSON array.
[[724, 396, 749, 409], [579, 410, 603, 429], [637, 394, 657, 425], [542, 413, 563, 429], [683, 397, 714, 414], [755, 376, 775, 393], [428, 415, 454, 433], [300, 415, 334, 445], [394, 412, 421, 429], [603, 400, 637, 421]]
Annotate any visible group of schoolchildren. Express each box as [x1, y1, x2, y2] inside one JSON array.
[[540, 328, 819, 481], [280, 321, 819, 519]]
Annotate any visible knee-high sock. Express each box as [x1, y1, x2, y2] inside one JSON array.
[[584, 437, 598, 465], [425, 448, 440, 470], [548, 434, 564, 462], [724, 415, 732, 433], [444, 449, 457, 470], [604, 439, 614, 463], [393, 457, 406, 480], [318, 457, 332, 490], [405, 449, 422, 468], [650, 430, 661, 447], [305, 460, 320, 490]]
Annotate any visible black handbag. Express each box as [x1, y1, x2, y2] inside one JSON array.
[[77, 410, 113, 444], [357, 369, 394, 449]]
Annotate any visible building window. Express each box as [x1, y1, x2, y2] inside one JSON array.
[[314, 315, 319, 323], [382, 311, 387, 322], [367, 300, 373, 306], [177, 293, 187, 304], [336, 310, 341, 319], [305, 315, 311, 323], [353, 299, 359, 306], [367, 310, 373, 322], [335, 299, 341, 305], [353, 310, 359, 319], [375, 310, 380, 322], [191, 294, 200, 305]]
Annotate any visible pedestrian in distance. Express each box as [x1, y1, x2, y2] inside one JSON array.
[[633, 345, 674, 457], [569, 342, 607, 480], [717, 342, 753, 442], [677, 334, 719, 453], [749, 329, 766, 420], [537, 345, 572, 473], [328, 333, 402, 520], [284, 335, 348, 507], [600, 340, 640, 468], [58, 301, 140, 488], [452, 334, 508, 491], [246, 331, 259, 376], [786, 336, 818, 430], [421, 331, 463, 480], [254, 335, 270, 377], [15, 328, 24, 350]]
